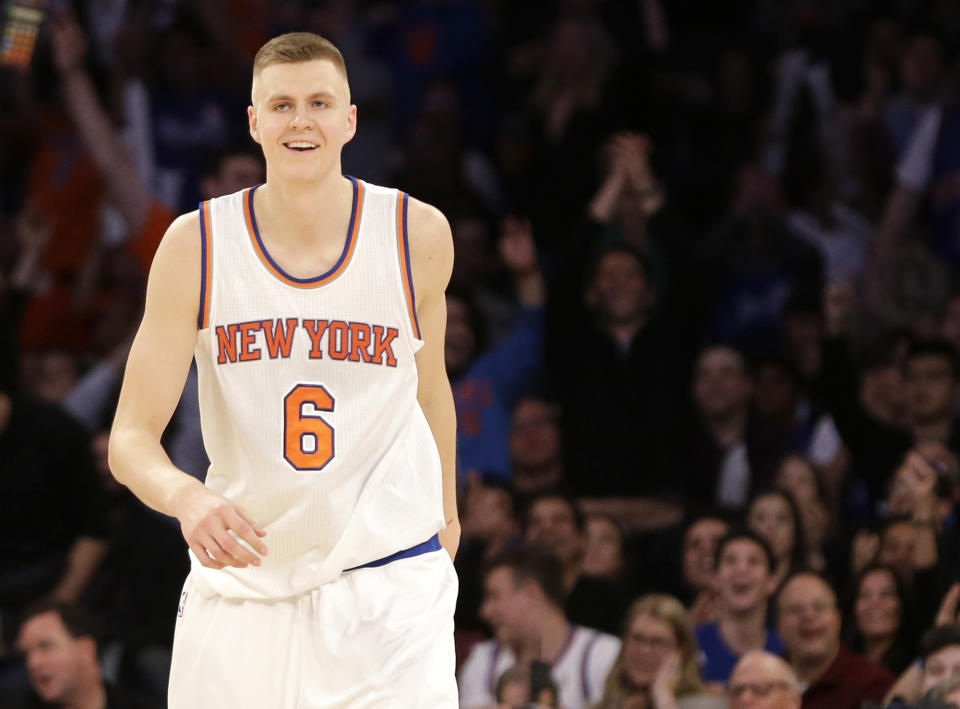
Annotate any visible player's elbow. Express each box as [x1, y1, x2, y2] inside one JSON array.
[[106, 427, 134, 487]]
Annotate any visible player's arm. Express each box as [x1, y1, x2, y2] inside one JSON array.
[[407, 198, 460, 561], [108, 213, 267, 569]]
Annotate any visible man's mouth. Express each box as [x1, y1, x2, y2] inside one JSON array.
[[285, 141, 318, 151]]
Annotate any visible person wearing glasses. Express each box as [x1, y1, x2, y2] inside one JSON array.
[[728, 650, 801, 709], [594, 594, 727, 709], [776, 571, 894, 708]]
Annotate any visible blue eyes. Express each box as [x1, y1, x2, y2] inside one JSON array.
[[273, 102, 328, 111]]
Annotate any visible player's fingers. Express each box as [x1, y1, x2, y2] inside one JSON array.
[[233, 508, 270, 549], [219, 531, 261, 566], [188, 541, 225, 570], [197, 530, 247, 568]]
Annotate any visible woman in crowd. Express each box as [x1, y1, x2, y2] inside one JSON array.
[[844, 564, 917, 674], [594, 594, 726, 709], [746, 489, 807, 587], [775, 455, 833, 572]]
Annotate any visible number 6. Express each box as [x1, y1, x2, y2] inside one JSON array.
[[284, 384, 335, 471]]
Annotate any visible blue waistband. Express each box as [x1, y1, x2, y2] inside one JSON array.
[[344, 533, 441, 572]]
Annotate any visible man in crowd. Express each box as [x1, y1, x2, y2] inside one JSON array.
[[524, 491, 631, 634], [776, 571, 894, 708], [0, 601, 159, 708], [696, 530, 785, 684], [458, 548, 620, 709], [729, 650, 802, 709]]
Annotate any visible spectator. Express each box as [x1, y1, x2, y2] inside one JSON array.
[[449, 217, 545, 482], [681, 516, 731, 624], [775, 456, 833, 573], [844, 564, 916, 674], [493, 664, 560, 708], [581, 514, 627, 584], [746, 490, 807, 587], [457, 547, 620, 709], [0, 389, 108, 646], [508, 396, 564, 501], [728, 650, 801, 709], [776, 571, 894, 709], [696, 530, 785, 685], [523, 491, 631, 635], [595, 594, 726, 709], [0, 600, 160, 708]]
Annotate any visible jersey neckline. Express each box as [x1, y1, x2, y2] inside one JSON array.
[[242, 176, 365, 288]]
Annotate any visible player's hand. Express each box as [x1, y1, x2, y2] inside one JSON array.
[[173, 483, 268, 569]]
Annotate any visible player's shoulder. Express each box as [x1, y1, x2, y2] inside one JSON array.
[[148, 210, 202, 281], [401, 194, 453, 274]]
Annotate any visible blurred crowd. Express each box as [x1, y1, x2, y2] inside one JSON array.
[[4, 0, 960, 707]]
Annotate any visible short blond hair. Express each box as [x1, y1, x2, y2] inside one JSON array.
[[252, 32, 348, 83]]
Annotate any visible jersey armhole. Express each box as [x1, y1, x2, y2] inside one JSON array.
[[395, 191, 422, 340], [198, 200, 213, 330]]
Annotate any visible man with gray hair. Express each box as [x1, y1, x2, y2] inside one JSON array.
[[729, 650, 801, 709]]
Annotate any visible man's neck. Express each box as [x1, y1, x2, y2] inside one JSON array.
[[718, 603, 768, 656], [705, 408, 748, 449], [794, 642, 840, 685], [258, 170, 352, 244], [62, 680, 107, 709], [602, 315, 646, 348], [515, 609, 571, 666]]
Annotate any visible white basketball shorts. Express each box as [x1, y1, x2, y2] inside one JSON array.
[[167, 544, 458, 708]]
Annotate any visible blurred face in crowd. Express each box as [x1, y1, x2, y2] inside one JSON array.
[[249, 59, 356, 182], [201, 154, 266, 199], [17, 611, 97, 705], [525, 497, 583, 566], [778, 574, 842, 667], [582, 515, 624, 579], [878, 520, 917, 573], [509, 398, 562, 492], [777, 457, 819, 507], [587, 250, 651, 326], [498, 674, 529, 707], [923, 644, 960, 694], [854, 569, 901, 644], [900, 35, 944, 97], [752, 362, 799, 422], [748, 494, 796, 566], [444, 295, 476, 374], [480, 567, 533, 646], [621, 613, 677, 689], [903, 353, 956, 423], [715, 539, 775, 615], [683, 518, 729, 590], [729, 651, 801, 709], [693, 347, 752, 420], [31, 350, 79, 404]]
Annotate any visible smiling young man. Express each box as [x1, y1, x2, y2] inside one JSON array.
[[108, 32, 460, 708], [696, 530, 785, 685]]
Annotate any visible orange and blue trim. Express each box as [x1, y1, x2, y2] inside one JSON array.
[[198, 200, 213, 330], [243, 176, 365, 288], [396, 192, 421, 340]]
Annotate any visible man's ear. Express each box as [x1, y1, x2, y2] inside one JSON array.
[[248, 106, 260, 144], [344, 104, 358, 145]]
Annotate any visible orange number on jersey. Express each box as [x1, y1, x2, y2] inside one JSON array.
[[284, 384, 335, 471]]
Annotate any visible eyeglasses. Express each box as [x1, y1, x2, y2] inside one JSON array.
[[729, 681, 794, 699], [625, 632, 676, 651]]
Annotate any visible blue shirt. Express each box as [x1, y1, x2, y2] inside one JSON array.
[[695, 621, 786, 684]]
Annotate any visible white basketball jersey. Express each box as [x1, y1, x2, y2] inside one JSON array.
[[191, 177, 445, 600]]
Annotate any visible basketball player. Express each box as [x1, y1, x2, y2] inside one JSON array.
[[108, 33, 460, 708]]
